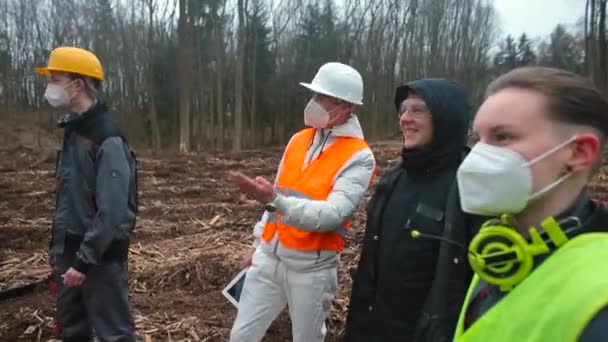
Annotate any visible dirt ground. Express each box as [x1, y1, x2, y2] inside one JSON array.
[[0, 120, 406, 342], [2, 120, 608, 342]]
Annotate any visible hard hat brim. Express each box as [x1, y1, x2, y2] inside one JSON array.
[[35, 67, 52, 75], [299, 82, 363, 105], [35, 66, 103, 81]]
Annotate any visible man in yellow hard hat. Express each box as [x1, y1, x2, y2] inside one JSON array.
[[37, 46, 138, 342]]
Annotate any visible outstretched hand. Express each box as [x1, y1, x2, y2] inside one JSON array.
[[226, 171, 277, 204]]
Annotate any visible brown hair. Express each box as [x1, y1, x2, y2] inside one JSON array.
[[67, 72, 101, 89], [487, 67, 608, 142]]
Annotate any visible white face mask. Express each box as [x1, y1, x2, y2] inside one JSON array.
[[44, 81, 76, 108], [304, 99, 343, 128], [456, 136, 576, 216]]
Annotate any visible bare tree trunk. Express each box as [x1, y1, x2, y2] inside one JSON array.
[[216, 44, 225, 150], [198, 63, 209, 150], [214, 2, 226, 150], [599, 0, 607, 90], [147, 0, 161, 151], [0, 0, 10, 111], [208, 69, 216, 150], [178, 0, 192, 153], [233, 0, 246, 152], [458, 0, 472, 80], [585, 0, 591, 75], [590, 0, 597, 83], [448, 0, 461, 75], [250, 18, 258, 148]]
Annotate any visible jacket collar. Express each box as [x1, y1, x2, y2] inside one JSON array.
[[319, 114, 365, 140], [57, 100, 106, 128]]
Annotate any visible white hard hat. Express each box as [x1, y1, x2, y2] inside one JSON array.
[[300, 62, 364, 105]]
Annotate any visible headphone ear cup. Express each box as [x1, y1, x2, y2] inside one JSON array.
[[468, 224, 534, 292]]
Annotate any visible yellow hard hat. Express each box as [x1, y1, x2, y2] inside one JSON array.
[[35, 46, 104, 81]]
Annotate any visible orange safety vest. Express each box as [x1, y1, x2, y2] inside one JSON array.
[[262, 128, 371, 252]]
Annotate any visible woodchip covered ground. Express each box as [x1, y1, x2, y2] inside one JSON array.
[[2, 125, 608, 341]]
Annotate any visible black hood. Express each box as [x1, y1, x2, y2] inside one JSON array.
[[394, 78, 472, 172]]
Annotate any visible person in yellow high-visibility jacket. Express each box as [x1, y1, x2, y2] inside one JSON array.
[[452, 66, 608, 342]]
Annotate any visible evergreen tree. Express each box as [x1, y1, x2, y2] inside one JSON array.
[[516, 33, 536, 66], [493, 35, 518, 74]]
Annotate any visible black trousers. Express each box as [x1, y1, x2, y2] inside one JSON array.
[[54, 254, 135, 342]]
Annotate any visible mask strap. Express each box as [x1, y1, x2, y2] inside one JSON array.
[[326, 103, 350, 128], [523, 135, 577, 167], [528, 172, 573, 201], [66, 79, 80, 98], [63, 79, 78, 89]]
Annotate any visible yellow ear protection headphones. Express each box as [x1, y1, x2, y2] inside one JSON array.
[[411, 214, 582, 292]]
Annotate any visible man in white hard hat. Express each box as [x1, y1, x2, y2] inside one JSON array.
[[227, 62, 376, 341]]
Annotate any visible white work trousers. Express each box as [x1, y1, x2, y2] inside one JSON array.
[[230, 248, 338, 342]]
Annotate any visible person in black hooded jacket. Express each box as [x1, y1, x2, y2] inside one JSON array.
[[344, 79, 486, 342]]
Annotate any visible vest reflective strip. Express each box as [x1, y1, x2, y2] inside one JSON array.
[[277, 187, 308, 199], [267, 186, 349, 237]]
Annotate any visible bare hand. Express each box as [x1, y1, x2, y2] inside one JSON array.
[[62, 267, 86, 287], [240, 248, 255, 268], [226, 171, 277, 204]]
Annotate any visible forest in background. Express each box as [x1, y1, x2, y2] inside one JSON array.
[[0, 0, 604, 152]]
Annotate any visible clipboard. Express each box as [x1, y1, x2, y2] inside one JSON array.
[[221, 267, 249, 308]]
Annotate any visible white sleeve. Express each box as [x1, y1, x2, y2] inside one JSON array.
[[273, 148, 375, 232], [251, 135, 296, 247]]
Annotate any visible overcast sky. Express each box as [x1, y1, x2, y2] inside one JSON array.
[[494, 0, 584, 39]]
